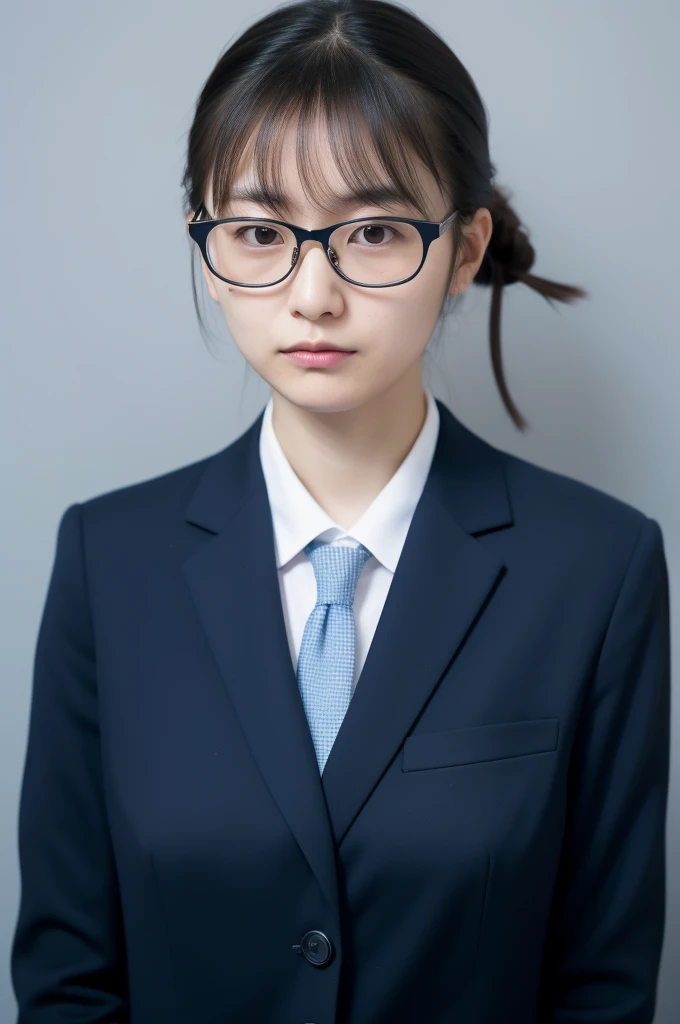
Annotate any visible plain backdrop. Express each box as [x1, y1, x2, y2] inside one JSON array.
[[1, 0, 678, 1019]]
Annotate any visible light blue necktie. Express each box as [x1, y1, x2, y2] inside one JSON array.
[[297, 538, 372, 775]]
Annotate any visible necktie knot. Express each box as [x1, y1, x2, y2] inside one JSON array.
[[304, 539, 372, 606]]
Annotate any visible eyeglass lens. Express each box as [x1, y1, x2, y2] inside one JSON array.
[[205, 218, 424, 286]]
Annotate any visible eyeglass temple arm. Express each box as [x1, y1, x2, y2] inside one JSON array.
[[438, 210, 459, 236], [190, 202, 208, 222]]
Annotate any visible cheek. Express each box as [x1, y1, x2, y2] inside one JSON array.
[[215, 292, 274, 353], [362, 276, 445, 347]]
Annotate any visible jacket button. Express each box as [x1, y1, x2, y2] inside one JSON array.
[[300, 929, 333, 966]]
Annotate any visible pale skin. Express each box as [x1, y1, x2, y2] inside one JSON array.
[[187, 115, 493, 529]]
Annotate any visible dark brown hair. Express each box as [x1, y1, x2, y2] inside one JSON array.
[[181, 0, 587, 431]]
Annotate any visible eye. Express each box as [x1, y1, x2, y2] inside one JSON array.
[[234, 224, 284, 247], [348, 222, 401, 246]]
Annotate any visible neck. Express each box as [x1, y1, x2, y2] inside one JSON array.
[[269, 363, 428, 531]]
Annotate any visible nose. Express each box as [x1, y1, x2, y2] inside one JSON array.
[[286, 238, 345, 317]]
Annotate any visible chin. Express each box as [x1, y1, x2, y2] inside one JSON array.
[[272, 379, 371, 414]]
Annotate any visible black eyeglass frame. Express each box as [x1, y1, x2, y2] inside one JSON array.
[[187, 202, 459, 288]]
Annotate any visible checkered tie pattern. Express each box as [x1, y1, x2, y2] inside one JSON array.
[[297, 538, 372, 775]]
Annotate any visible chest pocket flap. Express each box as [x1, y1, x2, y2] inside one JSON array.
[[402, 717, 560, 772]]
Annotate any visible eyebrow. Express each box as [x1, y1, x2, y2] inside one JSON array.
[[227, 182, 419, 216]]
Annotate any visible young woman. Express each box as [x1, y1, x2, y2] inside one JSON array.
[[11, 2, 671, 1022]]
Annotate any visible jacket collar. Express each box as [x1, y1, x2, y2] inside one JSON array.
[[185, 396, 512, 538]]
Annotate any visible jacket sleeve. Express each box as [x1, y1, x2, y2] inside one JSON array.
[[11, 503, 129, 1023], [537, 515, 671, 1024]]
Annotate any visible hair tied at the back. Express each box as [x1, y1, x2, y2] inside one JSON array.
[[476, 184, 587, 305], [483, 184, 535, 286]]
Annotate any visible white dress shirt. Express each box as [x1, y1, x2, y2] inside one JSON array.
[[258, 386, 440, 695]]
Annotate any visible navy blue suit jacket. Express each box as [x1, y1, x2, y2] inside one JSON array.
[[11, 398, 671, 1024]]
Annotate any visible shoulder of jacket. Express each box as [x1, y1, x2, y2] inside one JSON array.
[[498, 447, 651, 546]]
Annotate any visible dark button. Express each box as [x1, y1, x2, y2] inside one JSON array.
[[299, 929, 333, 966]]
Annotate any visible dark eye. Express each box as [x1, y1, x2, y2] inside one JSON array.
[[349, 223, 399, 245], [235, 225, 283, 246]]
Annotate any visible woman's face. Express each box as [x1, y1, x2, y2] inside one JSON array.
[[189, 116, 491, 414]]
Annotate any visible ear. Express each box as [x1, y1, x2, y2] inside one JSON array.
[[448, 207, 493, 296], [186, 210, 220, 303]]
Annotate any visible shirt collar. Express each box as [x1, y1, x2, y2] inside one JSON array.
[[258, 386, 440, 573]]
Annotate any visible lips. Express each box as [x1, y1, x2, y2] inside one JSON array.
[[282, 342, 353, 352], [282, 348, 355, 367]]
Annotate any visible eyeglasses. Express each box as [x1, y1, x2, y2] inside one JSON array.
[[187, 202, 459, 288]]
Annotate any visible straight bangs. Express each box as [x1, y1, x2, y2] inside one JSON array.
[[200, 39, 456, 223]]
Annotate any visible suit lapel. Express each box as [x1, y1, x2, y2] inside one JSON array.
[[320, 403, 512, 844], [182, 416, 341, 912], [182, 397, 513, 910]]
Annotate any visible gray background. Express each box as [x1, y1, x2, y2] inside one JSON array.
[[1, 0, 678, 1018]]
